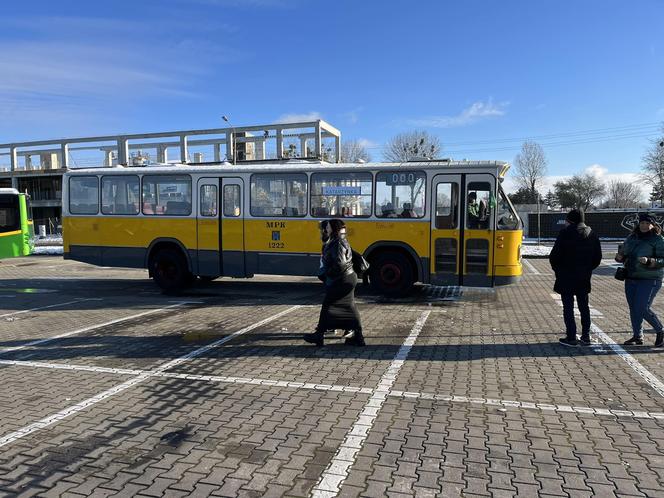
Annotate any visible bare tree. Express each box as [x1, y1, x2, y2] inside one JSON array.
[[641, 125, 664, 204], [384, 131, 441, 162], [603, 179, 642, 208], [340, 140, 371, 163], [513, 141, 548, 199], [554, 173, 606, 211]]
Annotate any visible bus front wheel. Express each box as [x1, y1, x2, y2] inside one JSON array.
[[151, 248, 191, 294], [370, 251, 415, 296]]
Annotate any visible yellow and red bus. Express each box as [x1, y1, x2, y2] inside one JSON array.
[[63, 160, 521, 294]]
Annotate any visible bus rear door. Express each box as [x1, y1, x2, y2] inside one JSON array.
[[220, 178, 246, 277], [196, 177, 221, 277], [430, 174, 462, 285]]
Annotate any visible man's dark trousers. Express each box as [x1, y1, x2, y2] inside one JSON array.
[[561, 292, 590, 340]]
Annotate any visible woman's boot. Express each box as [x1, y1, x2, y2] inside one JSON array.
[[303, 329, 324, 346], [345, 328, 365, 346]]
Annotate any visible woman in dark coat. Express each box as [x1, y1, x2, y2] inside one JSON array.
[[549, 209, 602, 346], [304, 219, 365, 347]]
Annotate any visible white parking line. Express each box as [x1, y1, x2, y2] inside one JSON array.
[[0, 302, 197, 355], [592, 323, 664, 398], [5, 357, 663, 420], [387, 391, 664, 420], [0, 305, 300, 449], [0, 298, 98, 319], [522, 259, 541, 275], [548, 294, 664, 393], [311, 310, 431, 498]]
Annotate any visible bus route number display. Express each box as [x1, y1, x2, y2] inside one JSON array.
[[386, 172, 418, 186]]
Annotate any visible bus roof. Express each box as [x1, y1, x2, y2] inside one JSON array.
[[0, 188, 19, 195], [64, 160, 512, 178]]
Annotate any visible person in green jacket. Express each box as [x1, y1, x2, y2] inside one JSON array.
[[615, 212, 664, 347]]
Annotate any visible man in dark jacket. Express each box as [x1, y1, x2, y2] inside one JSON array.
[[549, 209, 603, 346]]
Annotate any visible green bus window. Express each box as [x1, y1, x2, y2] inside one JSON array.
[[0, 194, 20, 233], [310, 172, 372, 218], [102, 176, 140, 215], [69, 176, 99, 215]]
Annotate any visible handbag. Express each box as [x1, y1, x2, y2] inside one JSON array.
[[352, 250, 370, 277], [614, 266, 627, 281]]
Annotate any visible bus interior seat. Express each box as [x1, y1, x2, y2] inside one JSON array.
[[166, 201, 191, 215]]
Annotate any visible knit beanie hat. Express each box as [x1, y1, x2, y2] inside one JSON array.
[[566, 209, 584, 224]]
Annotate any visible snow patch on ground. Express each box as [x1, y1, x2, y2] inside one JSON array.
[[522, 245, 551, 257], [33, 246, 64, 255], [34, 236, 63, 247]]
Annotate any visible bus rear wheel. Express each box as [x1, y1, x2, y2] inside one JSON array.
[[370, 251, 415, 296], [151, 248, 191, 294]]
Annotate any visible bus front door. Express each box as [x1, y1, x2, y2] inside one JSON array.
[[220, 178, 246, 277], [430, 174, 462, 286], [196, 177, 221, 277], [462, 173, 495, 287]]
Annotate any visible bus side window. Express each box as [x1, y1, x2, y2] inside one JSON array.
[[223, 185, 241, 217], [435, 183, 458, 229]]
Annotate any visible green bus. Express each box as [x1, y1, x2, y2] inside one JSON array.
[[0, 188, 34, 259]]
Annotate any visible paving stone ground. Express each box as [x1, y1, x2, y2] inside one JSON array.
[[1, 254, 664, 497]]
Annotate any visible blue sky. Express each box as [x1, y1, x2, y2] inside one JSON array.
[[1, 0, 663, 192]]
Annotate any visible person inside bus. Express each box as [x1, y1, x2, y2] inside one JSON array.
[[400, 203, 415, 218], [381, 202, 398, 218], [467, 192, 480, 228]]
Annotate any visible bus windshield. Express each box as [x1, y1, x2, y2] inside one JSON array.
[[496, 186, 521, 230], [0, 194, 20, 233]]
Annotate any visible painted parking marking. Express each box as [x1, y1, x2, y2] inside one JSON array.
[[387, 391, 664, 420], [0, 297, 99, 319], [522, 259, 541, 275], [0, 305, 301, 449], [549, 294, 664, 390], [592, 323, 664, 398], [311, 310, 431, 498], [4, 357, 663, 420], [0, 301, 199, 355]]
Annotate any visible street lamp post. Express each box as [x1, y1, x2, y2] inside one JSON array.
[[222, 115, 236, 164]]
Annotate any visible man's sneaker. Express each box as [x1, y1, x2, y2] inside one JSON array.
[[579, 336, 592, 346], [559, 337, 578, 347], [624, 336, 644, 346], [342, 330, 355, 340], [655, 332, 664, 348]]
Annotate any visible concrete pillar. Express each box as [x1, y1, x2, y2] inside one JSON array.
[[25, 154, 32, 170], [256, 139, 266, 160], [300, 138, 308, 158], [60, 143, 69, 168], [157, 145, 168, 163], [334, 136, 341, 163], [103, 149, 114, 167], [314, 122, 321, 160], [214, 143, 221, 162], [10, 147, 17, 171], [117, 138, 129, 166], [180, 135, 188, 163], [276, 129, 283, 160]]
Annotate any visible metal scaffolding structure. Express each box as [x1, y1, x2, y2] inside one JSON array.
[[0, 119, 342, 171]]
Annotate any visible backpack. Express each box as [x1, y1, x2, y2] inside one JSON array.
[[352, 250, 370, 277]]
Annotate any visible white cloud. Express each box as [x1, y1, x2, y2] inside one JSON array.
[[276, 112, 324, 123], [406, 99, 509, 128], [357, 138, 378, 149], [584, 164, 609, 178], [0, 15, 244, 136], [342, 107, 364, 124]]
